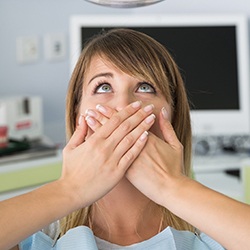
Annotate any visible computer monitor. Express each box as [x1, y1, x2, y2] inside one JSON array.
[[69, 14, 250, 137]]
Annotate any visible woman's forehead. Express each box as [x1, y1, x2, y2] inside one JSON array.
[[85, 55, 122, 76]]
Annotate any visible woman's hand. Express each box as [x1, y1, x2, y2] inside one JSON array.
[[85, 105, 186, 207], [60, 101, 156, 209], [126, 108, 186, 207]]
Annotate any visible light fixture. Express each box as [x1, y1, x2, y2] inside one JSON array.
[[85, 0, 164, 8]]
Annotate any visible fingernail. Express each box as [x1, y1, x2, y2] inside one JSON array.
[[96, 104, 107, 114], [85, 116, 96, 126], [145, 114, 156, 124], [140, 131, 148, 141], [131, 101, 142, 109], [143, 104, 154, 113], [85, 109, 97, 118], [161, 107, 168, 120], [78, 114, 84, 125]]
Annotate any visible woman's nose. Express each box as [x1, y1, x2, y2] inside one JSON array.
[[114, 94, 137, 111]]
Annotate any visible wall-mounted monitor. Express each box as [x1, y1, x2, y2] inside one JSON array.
[[69, 14, 250, 137]]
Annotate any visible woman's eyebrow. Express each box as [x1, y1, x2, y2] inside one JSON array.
[[88, 72, 113, 85]]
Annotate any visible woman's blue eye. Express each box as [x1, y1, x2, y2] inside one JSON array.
[[95, 83, 112, 93], [137, 82, 156, 93]]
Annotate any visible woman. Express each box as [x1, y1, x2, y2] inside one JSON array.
[[61, 28, 194, 237], [3, 29, 250, 250]]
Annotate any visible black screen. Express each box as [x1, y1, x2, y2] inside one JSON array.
[[81, 26, 239, 110]]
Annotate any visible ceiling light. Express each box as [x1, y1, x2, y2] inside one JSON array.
[[85, 0, 164, 8]]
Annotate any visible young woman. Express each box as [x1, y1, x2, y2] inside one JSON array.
[[2, 29, 250, 250]]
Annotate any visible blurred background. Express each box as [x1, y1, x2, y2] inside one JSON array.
[[1, 0, 250, 202], [1, 0, 250, 146]]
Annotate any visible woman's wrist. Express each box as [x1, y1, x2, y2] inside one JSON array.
[[160, 174, 195, 209], [54, 178, 86, 212]]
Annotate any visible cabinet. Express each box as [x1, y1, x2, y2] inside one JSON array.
[[0, 152, 62, 201], [193, 153, 250, 203]]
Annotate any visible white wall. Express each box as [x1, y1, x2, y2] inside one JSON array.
[[132, 0, 250, 14], [0, 0, 250, 145]]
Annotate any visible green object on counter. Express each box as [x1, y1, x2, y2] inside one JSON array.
[[243, 164, 250, 204], [0, 161, 62, 193]]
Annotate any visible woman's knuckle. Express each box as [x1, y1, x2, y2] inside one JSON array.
[[137, 110, 146, 120], [124, 151, 134, 162], [124, 134, 134, 145], [120, 122, 131, 132], [111, 115, 122, 127]]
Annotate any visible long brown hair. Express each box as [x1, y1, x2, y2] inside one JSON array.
[[61, 28, 194, 235]]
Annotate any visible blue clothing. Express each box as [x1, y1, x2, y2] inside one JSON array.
[[19, 226, 225, 250]]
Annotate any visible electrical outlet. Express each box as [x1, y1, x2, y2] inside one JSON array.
[[16, 36, 39, 64], [44, 33, 66, 61]]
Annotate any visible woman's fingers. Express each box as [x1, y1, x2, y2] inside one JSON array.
[[85, 102, 141, 132], [119, 131, 149, 170], [96, 101, 144, 138], [85, 106, 115, 132], [109, 113, 155, 173], [86, 102, 155, 155], [64, 115, 88, 151], [85, 108, 110, 127], [96, 104, 116, 119], [84, 102, 156, 173], [103, 104, 154, 151], [117, 115, 155, 169], [85, 115, 103, 131], [159, 107, 182, 150]]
